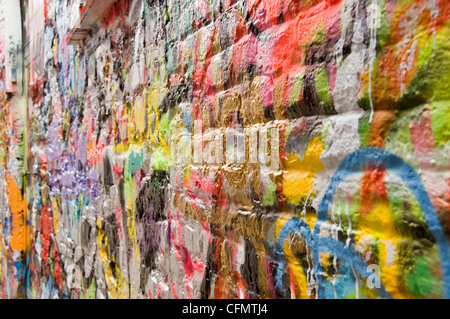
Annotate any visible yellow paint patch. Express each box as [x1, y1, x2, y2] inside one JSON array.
[[283, 136, 324, 205], [305, 211, 318, 233], [274, 214, 290, 240], [147, 88, 170, 155], [358, 202, 411, 298], [136, 95, 146, 135], [284, 245, 309, 299], [378, 240, 411, 299], [360, 202, 398, 242], [52, 198, 59, 233], [97, 217, 126, 299]]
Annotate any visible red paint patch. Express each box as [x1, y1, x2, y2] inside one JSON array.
[[113, 164, 123, 178], [360, 165, 388, 215]]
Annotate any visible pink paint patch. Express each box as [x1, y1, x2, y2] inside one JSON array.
[[181, 246, 194, 279], [191, 169, 216, 194], [328, 61, 337, 96], [201, 221, 213, 246], [192, 258, 205, 274], [246, 32, 258, 66], [157, 283, 162, 299], [346, 185, 354, 205], [133, 168, 146, 190], [410, 108, 436, 170], [265, 257, 277, 298], [261, 75, 274, 108], [325, 1, 343, 39], [116, 209, 123, 242], [232, 244, 239, 269], [185, 283, 192, 299], [172, 282, 178, 299]]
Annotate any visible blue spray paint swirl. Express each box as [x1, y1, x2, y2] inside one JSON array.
[[276, 148, 450, 299]]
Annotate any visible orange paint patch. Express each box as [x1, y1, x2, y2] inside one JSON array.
[[270, 0, 342, 78], [367, 110, 396, 148], [6, 173, 28, 251]]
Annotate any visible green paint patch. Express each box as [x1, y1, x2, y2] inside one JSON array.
[[185, 60, 194, 78], [335, 194, 360, 231], [321, 122, 329, 144], [153, 147, 171, 172], [124, 69, 129, 88], [358, 114, 370, 147], [128, 149, 144, 174], [164, 7, 169, 22], [403, 26, 450, 104], [182, 10, 193, 37], [166, 43, 179, 76], [375, 0, 390, 50], [310, 24, 327, 45], [49, 258, 54, 276], [199, 30, 208, 61], [314, 67, 334, 113], [213, 32, 221, 55], [0, 148, 5, 166], [289, 74, 303, 106], [284, 123, 294, 142], [263, 181, 277, 207], [160, 112, 171, 139], [358, 92, 371, 113], [151, 170, 167, 193], [387, 182, 426, 226], [124, 168, 134, 202], [83, 278, 96, 299], [405, 251, 443, 298], [385, 108, 418, 169], [430, 100, 450, 149]]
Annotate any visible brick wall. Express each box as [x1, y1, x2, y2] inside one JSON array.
[[1, 0, 450, 299]]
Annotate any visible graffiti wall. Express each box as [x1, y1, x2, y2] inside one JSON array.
[[0, 0, 30, 299], [0, 0, 450, 299]]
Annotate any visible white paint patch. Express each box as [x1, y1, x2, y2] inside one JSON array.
[[333, 0, 365, 115], [313, 112, 362, 211], [383, 240, 397, 267]]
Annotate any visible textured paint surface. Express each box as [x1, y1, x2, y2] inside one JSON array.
[[0, 0, 449, 299]]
